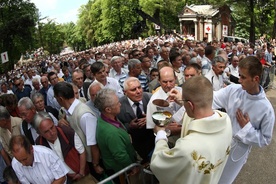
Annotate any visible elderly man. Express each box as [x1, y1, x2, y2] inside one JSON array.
[[118, 59, 149, 92], [86, 82, 102, 118], [146, 66, 183, 137], [117, 77, 155, 163], [0, 83, 13, 95], [90, 61, 123, 98], [0, 106, 22, 158], [31, 93, 59, 125], [150, 76, 232, 184], [33, 112, 91, 182], [72, 69, 90, 100], [53, 82, 104, 180], [224, 55, 240, 84], [24, 69, 35, 88], [53, 62, 64, 78], [109, 56, 128, 81], [156, 46, 170, 65], [18, 97, 39, 145], [215, 56, 275, 183], [205, 55, 227, 91], [94, 88, 138, 182], [39, 76, 51, 106], [30, 78, 41, 99], [10, 135, 68, 184]]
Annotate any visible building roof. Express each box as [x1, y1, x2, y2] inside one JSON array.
[[179, 4, 219, 17]]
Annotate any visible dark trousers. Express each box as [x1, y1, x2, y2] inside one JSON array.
[[105, 169, 121, 184], [87, 161, 104, 181]]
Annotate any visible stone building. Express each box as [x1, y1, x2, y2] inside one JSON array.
[[178, 4, 234, 41]]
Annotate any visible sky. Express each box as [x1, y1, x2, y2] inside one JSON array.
[[31, 0, 89, 24]]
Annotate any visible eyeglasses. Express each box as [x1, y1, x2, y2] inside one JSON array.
[[133, 54, 141, 57]]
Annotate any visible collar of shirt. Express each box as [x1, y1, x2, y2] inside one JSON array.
[[101, 113, 123, 129], [127, 97, 143, 108], [113, 68, 126, 76], [66, 99, 80, 116], [94, 79, 109, 86], [27, 123, 33, 130]]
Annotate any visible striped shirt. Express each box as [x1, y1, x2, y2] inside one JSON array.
[[119, 74, 149, 92], [12, 145, 68, 184]]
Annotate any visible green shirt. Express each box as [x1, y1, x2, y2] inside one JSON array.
[[96, 117, 137, 172]]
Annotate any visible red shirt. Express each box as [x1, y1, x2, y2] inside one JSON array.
[[260, 58, 266, 65]]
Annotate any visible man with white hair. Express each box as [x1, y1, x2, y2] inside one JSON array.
[[205, 56, 227, 91], [109, 56, 128, 81], [86, 82, 103, 118]]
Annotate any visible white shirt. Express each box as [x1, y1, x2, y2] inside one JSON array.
[[93, 77, 124, 98], [146, 86, 183, 129], [201, 57, 212, 76], [224, 65, 239, 78], [24, 78, 33, 89], [12, 145, 68, 184], [213, 84, 275, 148], [205, 69, 224, 91], [57, 70, 64, 78], [48, 133, 84, 174], [213, 84, 275, 183], [127, 98, 144, 116], [66, 99, 97, 146], [109, 68, 129, 81]]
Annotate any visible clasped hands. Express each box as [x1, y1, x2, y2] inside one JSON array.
[[129, 114, 146, 129]]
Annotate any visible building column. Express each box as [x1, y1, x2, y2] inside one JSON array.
[[180, 21, 183, 34], [194, 20, 198, 40], [200, 17, 204, 40]]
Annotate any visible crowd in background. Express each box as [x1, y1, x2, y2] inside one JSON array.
[[0, 34, 275, 184]]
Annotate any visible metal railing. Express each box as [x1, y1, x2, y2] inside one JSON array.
[[98, 163, 146, 184]]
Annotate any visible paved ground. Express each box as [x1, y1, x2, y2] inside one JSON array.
[[234, 79, 276, 184]]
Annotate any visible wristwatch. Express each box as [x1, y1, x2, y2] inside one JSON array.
[[93, 163, 99, 167]]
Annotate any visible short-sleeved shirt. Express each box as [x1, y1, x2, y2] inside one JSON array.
[[12, 145, 68, 184]]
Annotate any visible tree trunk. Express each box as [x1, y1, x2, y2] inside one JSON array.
[[249, 0, 255, 44], [273, 0, 276, 38]]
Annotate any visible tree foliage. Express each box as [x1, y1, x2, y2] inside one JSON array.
[[39, 20, 65, 54], [0, 0, 37, 70]]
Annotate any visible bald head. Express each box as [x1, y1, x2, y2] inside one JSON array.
[[89, 82, 103, 102], [158, 66, 176, 93], [40, 76, 49, 88]]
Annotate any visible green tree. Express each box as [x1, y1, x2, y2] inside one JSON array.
[[37, 19, 64, 54], [0, 0, 37, 71], [139, 0, 185, 34]]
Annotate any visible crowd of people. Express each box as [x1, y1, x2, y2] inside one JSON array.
[[0, 34, 275, 184]]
